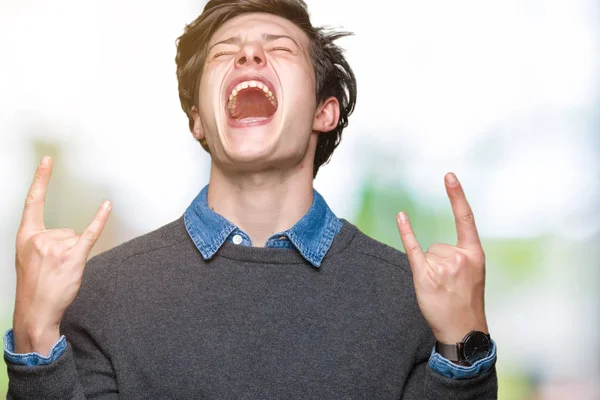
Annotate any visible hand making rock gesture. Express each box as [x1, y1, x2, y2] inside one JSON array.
[[397, 173, 488, 345], [12, 156, 112, 355]]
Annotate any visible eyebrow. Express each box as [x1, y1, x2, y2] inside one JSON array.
[[208, 33, 300, 51]]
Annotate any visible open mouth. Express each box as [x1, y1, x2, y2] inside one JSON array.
[[226, 79, 278, 125]]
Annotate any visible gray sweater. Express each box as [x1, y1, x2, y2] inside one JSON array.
[[6, 217, 497, 399]]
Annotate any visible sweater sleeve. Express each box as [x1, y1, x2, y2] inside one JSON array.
[[4, 330, 67, 366], [6, 255, 119, 400], [401, 325, 498, 400]]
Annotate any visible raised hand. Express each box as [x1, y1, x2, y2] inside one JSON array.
[[12, 156, 112, 355], [396, 172, 488, 345]]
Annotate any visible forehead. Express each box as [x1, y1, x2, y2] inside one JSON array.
[[209, 12, 310, 47]]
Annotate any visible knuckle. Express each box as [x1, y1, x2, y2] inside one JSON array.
[[434, 263, 447, 278], [16, 231, 28, 247], [59, 252, 74, 266], [82, 228, 97, 241], [30, 232, 45, 249], [475, 250, 486, 266], [47, 243, 65, 257], [60, 228, 76, 236], [426, 243, 439, 253], [427, 242, 446, 253], [407, 244, 422, 256], [455, 252, 467, 265], [449, 189, 465, 200], [448, 262, 461, 276], [458, 212, 476, 224], [24, 191, 38, 206]]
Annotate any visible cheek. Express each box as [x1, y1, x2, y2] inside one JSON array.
[[199, 63, 229, 103], [198, 75, 216, 102], [279, 62, 315, 101], [197, 70, 225, 122], [299, 59, 317, 96], [299, 70, 316, 101]]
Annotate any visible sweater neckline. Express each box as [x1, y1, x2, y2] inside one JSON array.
[[210, 219, 358, 266]]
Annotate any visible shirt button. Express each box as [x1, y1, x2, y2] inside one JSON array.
[[232, 234, 243, 245]]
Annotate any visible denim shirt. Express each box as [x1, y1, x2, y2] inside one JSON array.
[[4, 184, 496, 379], [184, 185, 342, 267]]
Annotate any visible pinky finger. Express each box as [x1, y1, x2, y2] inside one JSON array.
[[396, 212, 427, 275], [72, 201, 112, 257]]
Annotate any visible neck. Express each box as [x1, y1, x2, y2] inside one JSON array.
[[206, 154, 315, 247]]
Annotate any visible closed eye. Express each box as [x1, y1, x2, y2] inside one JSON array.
[[213, 51, 235, 58], [269, 47, 293, 53]]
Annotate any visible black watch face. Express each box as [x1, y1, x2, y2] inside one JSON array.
[[462, 332, 491, 364]]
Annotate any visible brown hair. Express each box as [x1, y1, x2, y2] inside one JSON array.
[[175, 0, 357, 178]]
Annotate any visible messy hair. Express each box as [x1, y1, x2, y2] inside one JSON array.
[[176, 0, 357, 178]]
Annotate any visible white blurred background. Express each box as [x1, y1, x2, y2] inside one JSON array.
[[1, 1, 599, 398]]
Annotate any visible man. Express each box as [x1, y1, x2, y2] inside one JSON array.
[[5, 0, 498, 398]]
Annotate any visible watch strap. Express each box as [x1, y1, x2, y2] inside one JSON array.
[[435, 340, 464, 362]]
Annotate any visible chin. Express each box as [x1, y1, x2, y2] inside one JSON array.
[[219, 126, 279, 165]]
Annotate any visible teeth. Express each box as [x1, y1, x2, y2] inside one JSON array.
[[230, 80, 273, 98], [227, 80, 278, 111]]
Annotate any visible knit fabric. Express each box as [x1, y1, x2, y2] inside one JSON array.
[[6, 216, 497, 399]]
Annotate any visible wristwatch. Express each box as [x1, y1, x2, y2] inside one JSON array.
[[435, 330, 491, 366]]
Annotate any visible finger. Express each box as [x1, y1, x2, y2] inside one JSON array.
[[64, 236, 79, 249], [71, 201, 112, 257], [39, 228, 78, 242], [396, 212, 428, 278], [426, 242, 456, 258], [444, 173, 482, 250], [20, 156, 53, 233], [424, 253, 446, 275], [34, 234, 79, 254], [425, 253, 445, 265]]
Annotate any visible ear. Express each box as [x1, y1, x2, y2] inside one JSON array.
[[312, 96, 340, 133], [191, 106, 205, 141]]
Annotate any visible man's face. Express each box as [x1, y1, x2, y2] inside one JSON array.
[[192, 13, 336, 172]]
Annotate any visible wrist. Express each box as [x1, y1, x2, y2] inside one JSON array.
[[434, 322, 488, 345], [435, 330, 492, 366], [12, 324, 61, 356]]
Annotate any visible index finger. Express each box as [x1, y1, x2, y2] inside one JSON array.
[[444, 173, 482, 250], [20, 156, 53, 233]]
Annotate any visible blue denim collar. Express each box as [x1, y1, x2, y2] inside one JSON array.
[[183, 185, 342, 267]]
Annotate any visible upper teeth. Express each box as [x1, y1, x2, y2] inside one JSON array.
[[231, 81, 273, 97], [228, 80, 277, 108]]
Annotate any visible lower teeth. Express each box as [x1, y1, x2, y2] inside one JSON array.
[[238, 117, 268, 122]]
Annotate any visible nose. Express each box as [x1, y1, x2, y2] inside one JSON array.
[[235, 43, 266, 68]]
